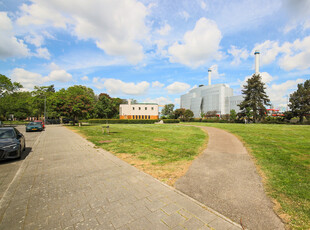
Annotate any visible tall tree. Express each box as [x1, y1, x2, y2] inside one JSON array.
[[238, 74, 271, 122], [174, 108, 186, 119], [288, 79, 310, 123], [161, 104, 175, 118], [184, 109, 194, 121], [52, 85, 95, 124], [31, 85, 56, 119]]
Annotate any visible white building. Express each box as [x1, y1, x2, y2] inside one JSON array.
[[180, 84, 243, 117], [119, 100, 159, 119], [180, 50, 262, 118]]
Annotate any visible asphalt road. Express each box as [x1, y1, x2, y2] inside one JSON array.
[[0, 125, 43, 200]]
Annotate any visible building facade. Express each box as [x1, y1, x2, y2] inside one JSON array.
[[180, 84, 243, 118], [119, 100, 159, 119]]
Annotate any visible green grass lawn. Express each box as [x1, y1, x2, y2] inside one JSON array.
[[70, 124, 206, 185], [183, 122, 309, 230]]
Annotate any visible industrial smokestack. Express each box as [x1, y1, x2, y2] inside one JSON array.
[[254, 50, 260, 74], [208, 68, 212, 86]]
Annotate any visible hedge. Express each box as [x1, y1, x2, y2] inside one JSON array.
[[162, 119, 180, 123], [88, 119, 159, 124]]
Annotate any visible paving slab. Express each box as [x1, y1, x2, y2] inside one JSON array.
[[175, 126, 285, 230], [0, 125, 241, 229]]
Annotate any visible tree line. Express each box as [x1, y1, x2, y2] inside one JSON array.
[[0, 74, 125, 123]]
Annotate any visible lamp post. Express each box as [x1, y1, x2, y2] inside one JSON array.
[[44, 95, 46, 124]]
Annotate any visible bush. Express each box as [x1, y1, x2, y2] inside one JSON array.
[[88, 119, 159, 124], [262, 116, 287, 124], [162, 119, 180, 123]]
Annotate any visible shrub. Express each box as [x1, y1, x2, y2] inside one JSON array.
[[162, 119, 180, 123], [88, 119, 159, 124]]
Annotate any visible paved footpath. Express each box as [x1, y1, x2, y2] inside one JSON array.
[[175, 127, 285, 230], [0, 125, 242, 230]]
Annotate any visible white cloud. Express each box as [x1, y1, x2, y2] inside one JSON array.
[[0, 12, 29, 59], [152, 81, 164, 88], [252, 40, 283, 66], [145, 97, 172, 105], [34, 47, 50, 59], [174, 98, 180, 106], [260, 72, 273, 84], [24, 33, 44, 47], [168, 17, 222, 68], [11, 68, 72, 90], [11, 68, 45, 90], [179, 11, 190, 21], [94, 78, 150, 95], [278, 36, 310, 70], [199, 0, 208, 10], [81, 76, 89, 81], [166, 82, 190, 94], [228, 46, 249, 65], [17, 0, 149, 64], [155, 39, 168, 57], [267, 78, 305, 107], [157, 23, 171, 36], [208, 64, 225, 80], [46, 70, 72, 82]]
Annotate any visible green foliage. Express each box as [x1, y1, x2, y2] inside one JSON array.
[[230, 109, 237, 121], [162, 119, 180, 123], [88, 119, 159, 124], [52, 85, 95, 124], [174, 108, 186, 119], [0, 74, 22, 97], [289, 79, 310, 123], [94, 93, 122, 118], [184, 109, 194, 121], [239, 74, 271, 122], [161, 104, 175, 118]]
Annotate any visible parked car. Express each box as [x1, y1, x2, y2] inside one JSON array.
[[34, 120, 45, 129], [26, 122, 43, 132], [0, 127, 26, 160]]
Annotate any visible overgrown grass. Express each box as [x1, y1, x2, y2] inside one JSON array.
[[183, 122, 309, 230], [70, 124, 207, 185]]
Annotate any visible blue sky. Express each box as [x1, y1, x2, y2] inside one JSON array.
[[1, 0, 310, 109]]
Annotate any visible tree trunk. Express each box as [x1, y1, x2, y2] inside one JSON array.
[[299, 115, 304, 123]]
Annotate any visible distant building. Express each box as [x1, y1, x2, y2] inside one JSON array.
[[180, 84, 243, 118], [119, 100, 159, 119]]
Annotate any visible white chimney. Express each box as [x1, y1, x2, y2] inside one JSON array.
[[254, 50, 260, 74], [208, 68, 212, 86]]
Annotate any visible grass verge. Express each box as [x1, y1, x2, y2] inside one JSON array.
[[182, 122, 309, 230], [70, 124, 207, 186]]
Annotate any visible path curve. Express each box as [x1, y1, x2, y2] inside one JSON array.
[[175, 126, 285, 230]]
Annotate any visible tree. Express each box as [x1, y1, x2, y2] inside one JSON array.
[[238, 74, 271, 123], [52, 85, 95, 125], [230, 109, 237, 122], [288, 79, 310, 123], [161, 104, 175, 118], [174, 108, 186, 119], [0, 74, 22, 97], [31, 85, 56, 119], [184, 109, 194, 121]]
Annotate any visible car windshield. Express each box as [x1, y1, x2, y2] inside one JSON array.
[[28, 122, 37, 125], [0, 129, 15, 139]]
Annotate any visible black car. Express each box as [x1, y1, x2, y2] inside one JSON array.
[[0, 127, 26, 160]]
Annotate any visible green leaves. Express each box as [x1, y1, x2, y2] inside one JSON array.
[[289, 79, 310, 123], [239, 74, 271, 122]]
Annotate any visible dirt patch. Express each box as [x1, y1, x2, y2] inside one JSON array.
[[115, 153, 194, 186], [153, 138, 167, 142], [99, 140, 112, 143]]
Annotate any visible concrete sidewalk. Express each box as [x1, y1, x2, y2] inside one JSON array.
[[0, 125, 241, 230]]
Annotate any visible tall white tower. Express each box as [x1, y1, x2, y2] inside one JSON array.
[[208, 68, 212, 85], [254, 50, 260, 74]]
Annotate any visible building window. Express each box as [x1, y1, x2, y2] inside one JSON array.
[[145, 107, 147, 110], [142, 115, 144, 119], [148, 115, 150, 119], [151, 107, 154, 110], [133, 107, 135, 110], [139, 107, 141, 110], [139, 115, 141, 119]]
